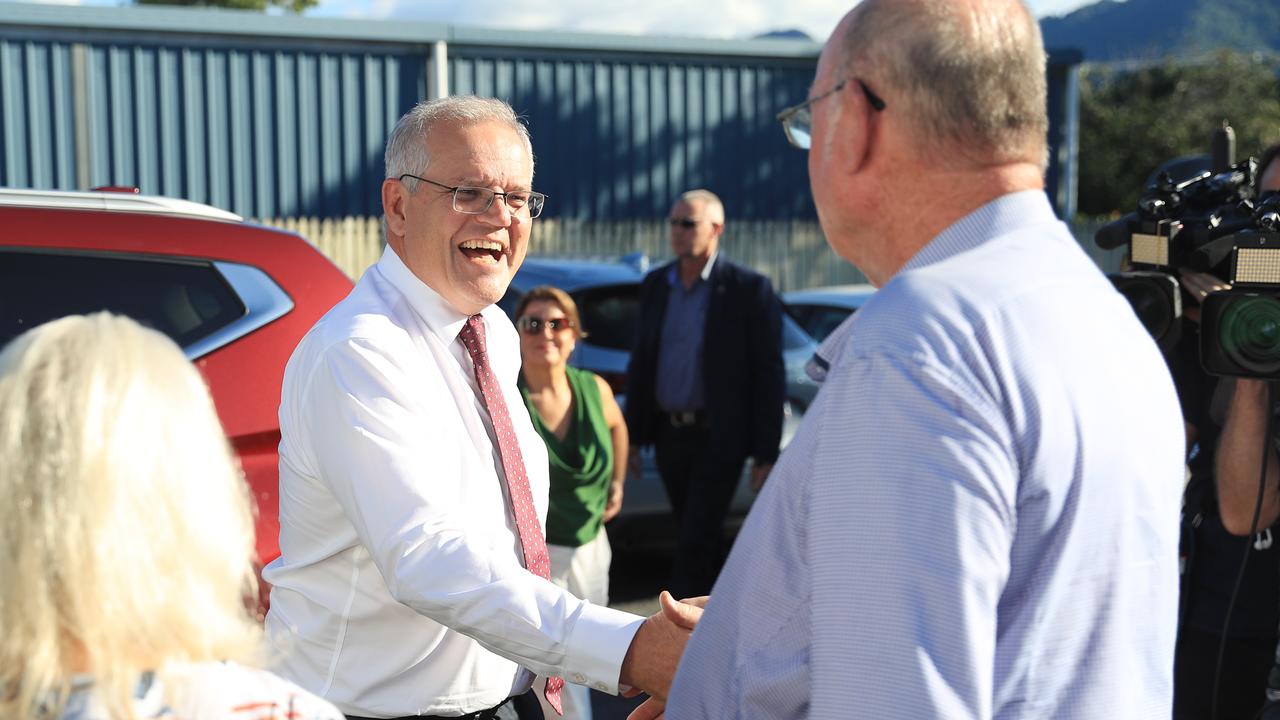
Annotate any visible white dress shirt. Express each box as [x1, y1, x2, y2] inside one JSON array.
[[668, 191, 1185, 718], [264, 246, 643, 718]]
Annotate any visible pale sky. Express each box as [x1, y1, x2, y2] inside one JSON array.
[[7, 0, 1110, 41]]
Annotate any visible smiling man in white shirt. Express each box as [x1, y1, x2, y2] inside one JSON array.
[[263, 96, 688, 720]]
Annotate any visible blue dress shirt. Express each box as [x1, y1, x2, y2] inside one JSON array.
[[655, 253, 716, 413], [667, 191, 1185, 719]]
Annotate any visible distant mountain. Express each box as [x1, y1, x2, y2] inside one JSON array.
[[752, 29, 813, 41], [1040, 0, 1280, 62]]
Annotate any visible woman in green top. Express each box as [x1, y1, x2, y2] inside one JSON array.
[[515, 286, 628, 720]]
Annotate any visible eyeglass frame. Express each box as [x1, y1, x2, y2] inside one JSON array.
[[398, 173, 548, 219], [515, 316, 576, 335], [776, 78, 887, 149]]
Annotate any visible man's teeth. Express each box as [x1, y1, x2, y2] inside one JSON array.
[[460, 240, 503, 253]]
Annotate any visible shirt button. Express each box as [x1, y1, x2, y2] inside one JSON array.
[[573, 673, 586, 684], [594, 682, 608, 691]]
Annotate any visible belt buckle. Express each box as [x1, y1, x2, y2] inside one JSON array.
[[670, 410, 697, 428]]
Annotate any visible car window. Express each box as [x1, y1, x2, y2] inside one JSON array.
[[0, 250, 246, 350], [786, 304, 813, 327], [573, 284, 639, 351], [781, 313, 813, 350], [803, 307, 855, 342]]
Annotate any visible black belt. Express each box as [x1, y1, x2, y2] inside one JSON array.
[[346, 695, 513, 720], [664, 409, 705, 428]]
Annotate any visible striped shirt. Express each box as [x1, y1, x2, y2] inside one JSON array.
[[667, 191, 1185, 719]]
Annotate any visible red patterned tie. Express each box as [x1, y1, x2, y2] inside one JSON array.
[[458, 314, 564, 715]]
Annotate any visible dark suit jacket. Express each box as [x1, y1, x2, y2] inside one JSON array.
[[625, 255, 786, 465]]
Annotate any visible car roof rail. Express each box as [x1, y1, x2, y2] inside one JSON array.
[[0, 187, 243, 222]]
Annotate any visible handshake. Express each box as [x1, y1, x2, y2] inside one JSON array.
[[618, 591, 708, 720]]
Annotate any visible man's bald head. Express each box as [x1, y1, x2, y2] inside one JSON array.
[[833, 0, 1048, 169], [677, 189, 725, 225]]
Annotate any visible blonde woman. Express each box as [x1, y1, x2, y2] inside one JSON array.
[[0, 313, 342, 720], [515, 287, 628, 720]]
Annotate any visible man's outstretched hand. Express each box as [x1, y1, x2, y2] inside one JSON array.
[[622, 591, 708, 720]]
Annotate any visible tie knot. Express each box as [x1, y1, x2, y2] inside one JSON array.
[[460, 314, 488, 362]]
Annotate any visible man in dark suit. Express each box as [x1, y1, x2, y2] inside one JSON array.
[[625, 188, 786, 598]]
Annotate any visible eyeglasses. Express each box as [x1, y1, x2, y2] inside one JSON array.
[[776, 78, 887, 150], [399, 174, 547, 219], [516, 316, 576, 334], [668, 217, 702, 229]]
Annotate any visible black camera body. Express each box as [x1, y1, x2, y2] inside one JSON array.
[[1200, 214, 1280, 377], [1097, 157, 1280, 378]]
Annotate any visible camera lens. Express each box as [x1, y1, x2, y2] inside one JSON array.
[[1117, 281, 1175, 342], [1218, 295, 1280, 375]]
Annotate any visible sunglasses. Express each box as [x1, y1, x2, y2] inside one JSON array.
[[668, 217, 702, 229], [516, 316, 576, 334]]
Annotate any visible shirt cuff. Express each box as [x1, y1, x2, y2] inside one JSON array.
[[561, 604, 644, 695]]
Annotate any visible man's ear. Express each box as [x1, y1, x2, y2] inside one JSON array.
[[382, 178, 409, 243], [826, 83, 877, 177]]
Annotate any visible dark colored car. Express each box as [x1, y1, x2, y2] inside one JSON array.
[[783, 283, 878, 342], [500, 255, 818, 543], [0, 188, 354, 568]]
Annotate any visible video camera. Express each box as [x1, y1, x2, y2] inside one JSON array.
[[1096, 126, 1280, 379]]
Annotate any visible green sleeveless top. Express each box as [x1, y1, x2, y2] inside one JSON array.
[[519, 366, 614, 547]]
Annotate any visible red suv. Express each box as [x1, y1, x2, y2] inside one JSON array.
[[0, 188, 354, 569]]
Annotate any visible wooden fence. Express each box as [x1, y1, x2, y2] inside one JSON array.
[[258, 215, 1126, 289], [258, 216, 386, 281]]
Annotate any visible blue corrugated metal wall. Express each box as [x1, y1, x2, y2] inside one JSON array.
[[0, 4, 1079, 221], [1, 25, 426, 218], [75, 44, 422, 218], [451, 49, 815, 220], [0, 38, 75, 190]]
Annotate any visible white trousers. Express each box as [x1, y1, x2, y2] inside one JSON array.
[[536, 528, 612, 720]]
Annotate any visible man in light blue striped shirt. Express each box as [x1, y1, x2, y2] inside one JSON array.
[[644, 0, 1186, 717]]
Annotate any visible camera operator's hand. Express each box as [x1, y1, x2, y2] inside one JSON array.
[[1217, 378, 1280, 535], [1178, 269, 1231, 324]]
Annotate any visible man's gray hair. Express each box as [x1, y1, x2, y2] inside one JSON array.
[[839, 0, 1048, 168], [384, 95, 534, 183], [677, 188, 725, 225]]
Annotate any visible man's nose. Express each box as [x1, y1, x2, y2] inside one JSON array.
[[479, 194, 514, 226]]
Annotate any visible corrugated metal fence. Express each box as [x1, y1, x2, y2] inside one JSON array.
[[0, 33, 425, 218], [0, 3, 1081, 222], [0, 3, 820, 220]]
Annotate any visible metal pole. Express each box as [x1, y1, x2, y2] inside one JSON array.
[[431, 40, 448, 99]]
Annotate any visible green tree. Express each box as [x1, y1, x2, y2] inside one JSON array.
[[136, 0, 317, 13], [1078, 50, 1280, 217]]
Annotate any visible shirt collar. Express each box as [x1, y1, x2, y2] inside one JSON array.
[[375, 245, 480, 347], [666, 249, 719, 286], [899, 190, 1056, 275]]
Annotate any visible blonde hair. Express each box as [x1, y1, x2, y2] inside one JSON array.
[[0, 313, 261, 720]]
